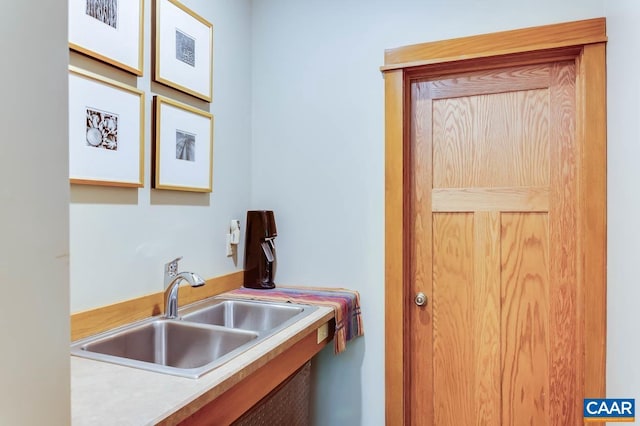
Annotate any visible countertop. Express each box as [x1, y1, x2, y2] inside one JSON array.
[[71, 302, 333, 425]]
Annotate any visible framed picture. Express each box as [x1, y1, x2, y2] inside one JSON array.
[[69, 0, 144, 75], [154, 0, 213, 102], [153, 96, 214, 192], [69, 66, 145, 187]]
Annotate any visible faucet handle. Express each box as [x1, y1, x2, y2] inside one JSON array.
[[164, 256, 183, 288]]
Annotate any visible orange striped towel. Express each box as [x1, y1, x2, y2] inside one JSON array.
[[227, 286, 363, 354]]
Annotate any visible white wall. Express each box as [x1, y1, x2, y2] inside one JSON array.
[[70, 0, 253, 312], [0, 2, 70, 425], [250, 1, 605, 424], [605, 0, 640, 403]]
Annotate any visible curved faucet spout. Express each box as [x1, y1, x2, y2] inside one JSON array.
[[164, 271, 205, 319]]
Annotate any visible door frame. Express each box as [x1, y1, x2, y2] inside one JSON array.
[[382, 18, 607, 425]]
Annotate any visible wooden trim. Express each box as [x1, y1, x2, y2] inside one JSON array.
[[382, 18, 606, 71], [70, 270, 244, 341], [174, 323, 334, 425], [384, 69, 405, 426], [578, 43, 607, 401], [383, 18, 606, 425], [432, 187, 549, 212]]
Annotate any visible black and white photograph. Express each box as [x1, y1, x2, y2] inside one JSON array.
[[175, 29, 195, 67], [85, 0, 118, 29], [86, 107, 119, 150], [175, 130, 195, 161]]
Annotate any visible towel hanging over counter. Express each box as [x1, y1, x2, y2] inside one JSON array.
[[227, 286, 363, 354]]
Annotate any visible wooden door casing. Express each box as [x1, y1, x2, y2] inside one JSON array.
[[383, 18, 607, 426]]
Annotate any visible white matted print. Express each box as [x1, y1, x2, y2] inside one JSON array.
[[69, 0, 144, 75], [154, 96, 213, 192], [154, 0, 213, 102], [69, 66, 145, 187]]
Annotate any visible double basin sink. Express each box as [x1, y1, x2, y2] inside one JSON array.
[[70, 297, 317, 379]]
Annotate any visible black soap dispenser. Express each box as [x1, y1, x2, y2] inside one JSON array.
[[243, 210, 277, 289]]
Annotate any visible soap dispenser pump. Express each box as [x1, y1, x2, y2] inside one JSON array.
[[243, 210, 277, 289]]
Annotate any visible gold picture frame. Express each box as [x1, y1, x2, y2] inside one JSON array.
[[69, 0, 144, 75], [154, 0, 213, 102], [153, 96, 214, 192], [69, 66, 145, 187]]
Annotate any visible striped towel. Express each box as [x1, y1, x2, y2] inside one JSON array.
[[227, 286, 363, 354]]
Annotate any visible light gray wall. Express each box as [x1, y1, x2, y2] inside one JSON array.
[[250, 1, 605, 424], [605, 0, 640, 403], [70, 0, 253, 312], [0, 2, 70, 425]]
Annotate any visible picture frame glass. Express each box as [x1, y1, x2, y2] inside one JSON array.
[[156, 98, 213, 191], [156, 0, 212, 101], [69, 70, 143, 186], [69, 0, 143, 75]]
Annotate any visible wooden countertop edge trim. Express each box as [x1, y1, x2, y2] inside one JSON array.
[[71, 270, 245, 341], [157, 310, 335, 425]]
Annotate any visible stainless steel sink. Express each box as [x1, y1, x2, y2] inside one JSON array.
[[71, 297, 317, 379], [71, 319, 258, 378], [180, 299, 305, 332]]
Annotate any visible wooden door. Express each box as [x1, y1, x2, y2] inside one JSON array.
[[409, 61, 580, 425]]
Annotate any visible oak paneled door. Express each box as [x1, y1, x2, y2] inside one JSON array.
[[414, 62, 577, 425], [383, 19, 607, 426]]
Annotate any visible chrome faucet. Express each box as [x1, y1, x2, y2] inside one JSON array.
[[163, 257, 205, 319]]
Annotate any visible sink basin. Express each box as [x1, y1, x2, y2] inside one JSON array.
[[71, 319, 258, 378], [180, 299, 304, 332], [71, 297, 318, 379]]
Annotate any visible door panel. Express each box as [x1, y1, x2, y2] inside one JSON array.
[[432, 211, 503, 426], [432, 213, 475, 425], [424, 64, 551, 100], [432, 90, 550, 188], [473, 211, 501, 426], [410, 61, 580, 425], [501, 213, 550, 425]]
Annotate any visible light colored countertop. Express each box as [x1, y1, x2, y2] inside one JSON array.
[[71, 303, 333, 425]]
